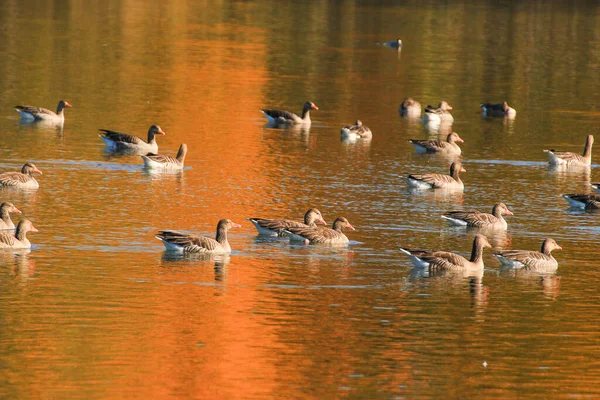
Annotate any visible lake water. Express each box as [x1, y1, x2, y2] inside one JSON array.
[[1, 1, 600, 398]]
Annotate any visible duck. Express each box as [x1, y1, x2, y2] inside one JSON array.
[[409, 132, 464, 155], [260, 101, 319, 126], [562, 193, 600, 210], [0, 202, 22, 230], [340, 120, 372, 140], [400, 234, 491, 270], [248, 208, 326, 237], [404, 161, 466, 190], [99, 125, 166, 154], [422, 101, 454, 124], [383, 38, 403, 48], [399, 97, 422, 118], [544, 135, 593, 167], [14, 100, 71, 123], [0, 163, 43, 189], [494, 238, 562, 272], [156, 219, 241, 254], [283, 217, 355, 245], [141, 144, 187, 170], [0, 219, 38, 249], [442, 202, 513, 230], [480, 101, 517, 118]]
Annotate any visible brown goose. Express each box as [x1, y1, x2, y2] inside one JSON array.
[[15, 100, 71, 123], [442, 202, 513, 230], [283, 217, 355, 245], [0, 219, 38, 249], [544, 135, 593, 167], [405, 161, 466, 190], [409, 132, 464, 155], [562, 193, 600, 210], [399, 97, 421, 118], [261, 101, 319, 126], [141, 143, 187, 170], [0, 202, 22, 230], [0, 163, 43, 189], [248, 208, 326, 236], [341, 120, 372, 140], [423, 101, 454, 124], [494, 238, 562, 271], [156, 219, 241, 254], [400, 235, 491, 270], [480, 101, 516, 118], [99, 125, 166, 154]]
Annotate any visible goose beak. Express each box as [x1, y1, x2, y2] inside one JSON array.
[[158, 128, 166, 135], [347, 224, 356, 231], [312, 104, 319, 110], [460, 167, 466, 173], [506, 209, 514, 216], [318, 218, 327, 225], [64, 102, 72, 107], [34, 168, 43, 175], [31, 225, 39, 232], [232, 223, 242, 228], [13, 208, 22, 214]]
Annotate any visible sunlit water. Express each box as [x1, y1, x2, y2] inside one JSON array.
[[0, 1, 600, 399]]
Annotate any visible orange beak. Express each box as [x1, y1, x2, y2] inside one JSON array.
[[31, 225, 39, 232], [347, 224, 356, 231], [158, 128, 166, 135], [312, 104, 319, 110], [318, 218, 327, 225], [65, 102, 72, 108], [13, 208, 22, 214], [232, 223, 242, 228], [460, 167, 466, 172], [34, 168, 42, 175]]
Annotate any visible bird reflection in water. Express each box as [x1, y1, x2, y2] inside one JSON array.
[[160, 251, 230, 283]]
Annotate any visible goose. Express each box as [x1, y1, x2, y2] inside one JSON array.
[[340, 120, 372, 140], [409, 132, 464, 155], [260, 101, 319, 126], [494, 238, 562, 271], [14, 100, 71, 123], [156, 219, 241, 254], [544, 135, 593, 167], [0, 163, 42, 189], [383, 38, 403, 48], [442, 202, 513, 230], [0, 219, 38, 249], [422, 101, 454, 124], [248, 208, 326, 236], [399, 97, 421, 118], [400, 234, 491, 270], [141, 144, 187, 170], [480, 101, 516, 118], [562, 193, 600, 210], [99, 125, 166, 154], [283, 217, 355, 245], [404, 161, 466, 190], [0, 202, 22, 230]]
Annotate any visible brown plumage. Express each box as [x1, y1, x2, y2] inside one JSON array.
[[494, 238, 562, 272], [156, 219, 241, 253], [405, 161, 466, 190], [0, 163, 43, 189], [283, 217, 355, 245], [0, 202, 22, 230], [142, 143, 187, 170], [15, 100, 71, 122], [0, 219, 38, 249], [99, 125, 166, 153], [248, 208, 326, 236], [400, 235, 492, 270], [544, 135, 593, 167], [562, 193, 600, 210], [442, 202, 513, 230], [261, 101, 319, 126], [399, 97, 422, 117], [409, 132, 464, 155]]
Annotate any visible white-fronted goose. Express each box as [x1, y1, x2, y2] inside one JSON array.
[[562, 193, 600, 210], [283, 217, 355, 245], [442, 202, 513, 230], [400, 235, 491, 270], [405, 161, 466, 190], [0, 219, 38, 249], [99, 125, 166, 154], [248, 208, 326, 237], [142, 144, 187, 170], [0, 163, 42, 189], [0, 202, 22, 230], [15, 100, 71, 123], [409, 132, 464, 155], [399, 97, 422, 118], [156, 219, 241, 254], [544, 135, 593, 167], [261, 101, 319, 126], [423, 101, 454, 124], [384, 38, 403, 48], [480, 101, 516, 118], [494, 238, 562, 271], [341, 120, 372, 140]]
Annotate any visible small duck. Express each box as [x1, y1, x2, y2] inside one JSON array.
[[400, 235, 491, 270], [0, 219, 38, 249], [442, 202, 513, 230], [399, 97, 422, 118], [261, 101, 319, 126], [248, 208, 326, 237], [404, 161, 466, 190], [544, 135, 593, 167], [0, 202, 22, 230], [480, 101, 516, 118], [283, 217, 355, 245], [156, 219, 241, 254], [562, 193, 600, 210], [494, 238, 562, 272], [14, 100, 71, 123], [409, 132, 464, 156], [141, 144, 187, 170], [340, 120, 372, 140], [99, 125, 166, 154], [0, 163, 43, 189], [422, 101, 454, 124]]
